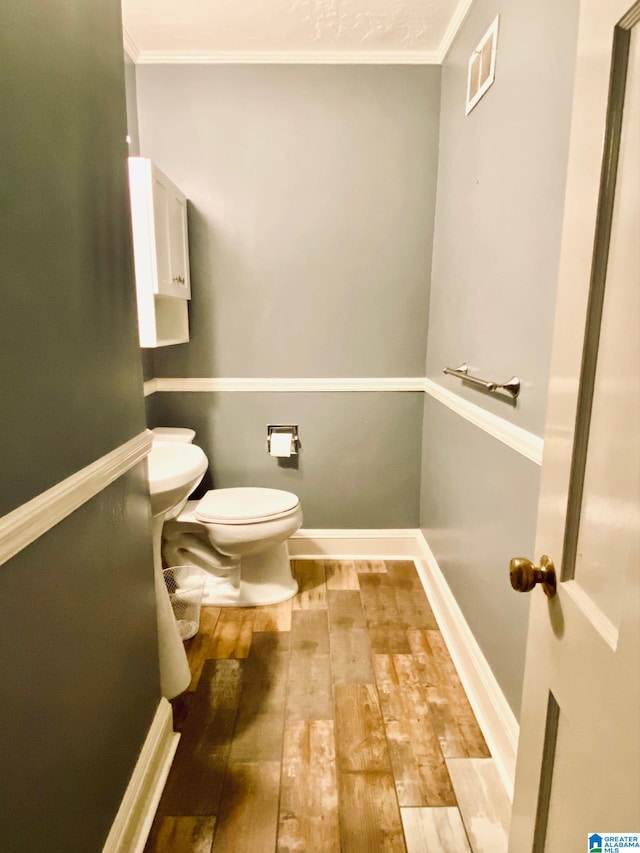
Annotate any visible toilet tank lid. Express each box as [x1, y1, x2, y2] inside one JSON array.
[[195, 487, 299, 523], [152, 427, 196, 443]]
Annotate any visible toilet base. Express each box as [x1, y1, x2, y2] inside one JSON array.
[[163, 531, 298, 607], [202, 542, 298, 606]]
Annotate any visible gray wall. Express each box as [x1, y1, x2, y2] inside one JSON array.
[[0, 470, 158, 853], [136, 65, 441, 527], [420, 0, 579, 715], [420, 398, 539, 710], [425, 0, 578, 435], [2, 8, 146, 516], [1, 3, 159, 850], [148, 391, 423, 528]]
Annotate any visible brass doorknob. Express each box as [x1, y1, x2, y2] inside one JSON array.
[[509, 555, 557, 597]]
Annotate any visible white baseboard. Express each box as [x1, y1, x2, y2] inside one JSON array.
[[289, 528, 423, 559], [414, 532, 519, 798], [102, 698, 179, 853]]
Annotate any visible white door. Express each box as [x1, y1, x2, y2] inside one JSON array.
[[508, 0, 640, 850]]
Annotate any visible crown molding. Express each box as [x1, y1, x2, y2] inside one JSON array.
[[133, 49, 441, 65], [123, 27, 141, 63], [436, 0, 476, 62], [123, 0, 476, 67], [124, 0, 476, 67]]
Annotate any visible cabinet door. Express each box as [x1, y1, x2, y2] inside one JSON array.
[[167, 189, 191, 299], [128, 156, 191, 346], [151, 164, 191, 299], [151, 172, 172, 295]]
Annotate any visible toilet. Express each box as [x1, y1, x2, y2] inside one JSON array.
[[153, 428, 302, 607]]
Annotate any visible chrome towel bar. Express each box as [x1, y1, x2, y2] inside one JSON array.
[[443, 363, 520, 399]]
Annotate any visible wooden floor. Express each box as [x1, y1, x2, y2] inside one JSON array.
[[144, 560, 511, 853]]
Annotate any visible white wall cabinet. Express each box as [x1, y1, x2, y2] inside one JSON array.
[[128, 157, 191, 347]]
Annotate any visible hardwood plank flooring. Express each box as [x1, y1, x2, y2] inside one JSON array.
[[155, 660, 243, 817], [291, 559, 327, 610], [334, 683, 391, 773], [338, 772, 407, 852], [253, 598, 293, 632], [278, 720, 340, 852], [446, 758, 511, 853], [287, 610, 333, 720], [358, 573, 412, 654], [408, 629, 491, 759], [401, 806, 472, 852], [145, 559, 507, 852], [326, 559, 360, 590], [227, 632, 289, 762], [210, 761, 281, 853], [327, 590, 375, 685], [386, 562, 439, 630], [373, 654, 456, 807], [208, 607, 255, 659], [144, 816, 216, 853], [184, 607, 222, 690]]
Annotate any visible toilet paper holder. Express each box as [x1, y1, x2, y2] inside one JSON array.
[[266, 424, 300, 455]]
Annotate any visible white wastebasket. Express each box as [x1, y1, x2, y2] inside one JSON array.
[[162, 565, 207, 640]]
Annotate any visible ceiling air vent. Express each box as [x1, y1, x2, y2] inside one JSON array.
[[466, 16, 499, 115]]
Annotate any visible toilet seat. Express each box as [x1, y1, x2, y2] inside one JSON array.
[[195, 487, 300, 525]]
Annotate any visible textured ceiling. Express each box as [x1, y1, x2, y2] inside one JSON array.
[[122, 0, 468, 62]]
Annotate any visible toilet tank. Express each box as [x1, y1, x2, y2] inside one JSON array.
[[151, 427, 196, 444]]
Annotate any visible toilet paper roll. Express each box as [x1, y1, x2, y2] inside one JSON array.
[[269, 432, 292, 457]]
